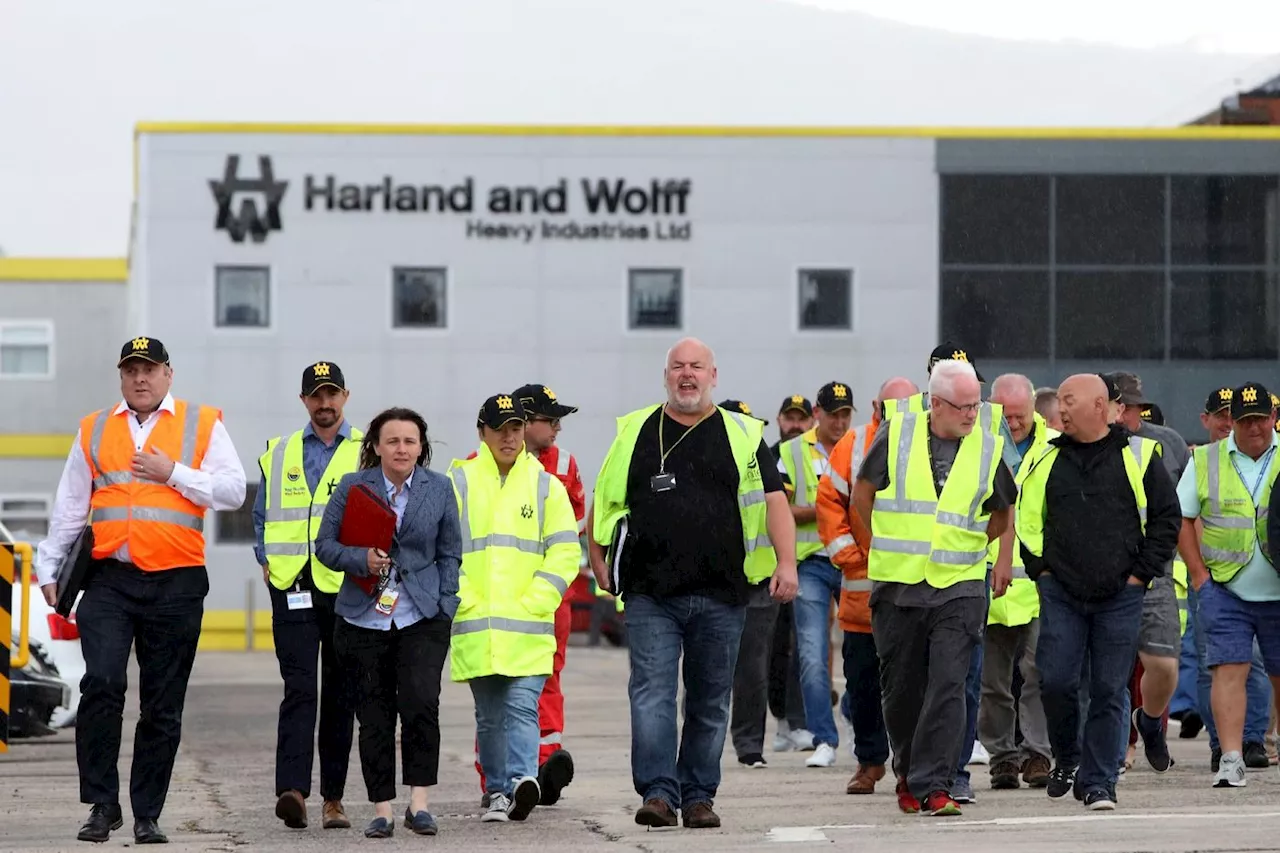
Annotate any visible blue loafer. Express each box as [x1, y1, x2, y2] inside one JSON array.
[[404, 808, 438, 836], [364, 817, 394, 838]]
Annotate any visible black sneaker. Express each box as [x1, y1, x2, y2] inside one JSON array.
[[737, 752, 767, 768], [1133, 708, 1172, 773], [1083, 788, 1115, 811], [538, 748, 575, 804], [1244, 741, 1270, 769], [1046, 764, 1077, 799], [1179, 711, 1204, 739], [1212, 747, 1222, 773]]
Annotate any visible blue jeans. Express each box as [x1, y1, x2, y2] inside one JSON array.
[[954, 639, 985, 786], [470, 674, 547, 798], [793, 556, 843, 747], [1170, 623, 1198, 716], [1037, 575, 1144, 792], [1188, 582, 1269, 749], [626, 594, 747, 811]]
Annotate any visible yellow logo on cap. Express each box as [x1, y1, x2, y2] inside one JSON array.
[[131, 337, 150, 351], [1220, 388, 1233, 402], [496, 396, 514, 410], [1141, 408, 1152, 419], [832, 384, 848, 399], [738, 402, 754, 415], [1243, 387, 1259, 404], [313, 362, 331, 377], [791, 394, 804, 406], [1271, 393, 1279, 407], [952, 350, 968, 362], [543, 386, 557, 401]]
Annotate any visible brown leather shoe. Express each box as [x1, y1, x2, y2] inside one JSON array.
[[1022, 754, 1051, 788], [846, 763, 886, 794], [322, 800, 351, 829], [634, 798, 678, 828], [275, 790, 307, 829], [681, 802, 721, 829]]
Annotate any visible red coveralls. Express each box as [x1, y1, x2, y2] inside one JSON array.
[[470, 444, 585, 791]]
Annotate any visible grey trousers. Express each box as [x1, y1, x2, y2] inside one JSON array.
[[731, 583, 781, 757], [978, 619, 1051, 768], [873, 595, 986, 801]]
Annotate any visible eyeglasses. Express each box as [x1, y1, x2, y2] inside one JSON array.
[[531, 417, 561, 428], [935, 396, 982, 414]]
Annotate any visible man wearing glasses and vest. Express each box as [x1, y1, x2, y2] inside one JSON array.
[[34, 337, 247, 845], [254, 361, 363, 831]]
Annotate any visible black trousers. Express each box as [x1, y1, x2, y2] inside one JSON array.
[[270, 574, 354, 800], [767, 601, 807, 729], [75, 561, 207, 819], [335, 616, 450, 803]]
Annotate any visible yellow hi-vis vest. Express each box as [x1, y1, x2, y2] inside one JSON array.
[[260, 426, 364, 593], [1172, 557, 1189, 635], [868, 411, 1004, 588], [1017, 434, 1156, 562], [448, 445, 580, 682], [987, 413, 1058, 628], [593, 405, 777, 585], [779, 427, 836, 561], [884, 393, 1004, 437], [1193, 440, 1279, 584]]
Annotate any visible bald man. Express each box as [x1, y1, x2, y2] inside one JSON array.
[[1015, 374, 1181, 811]]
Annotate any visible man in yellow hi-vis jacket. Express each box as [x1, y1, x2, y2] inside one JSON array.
[[448, 394, 580, 824]]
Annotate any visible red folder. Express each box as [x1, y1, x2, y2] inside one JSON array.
[[338, 482, 398, 596]]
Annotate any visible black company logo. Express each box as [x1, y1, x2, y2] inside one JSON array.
[[209, 155, 289, 244]]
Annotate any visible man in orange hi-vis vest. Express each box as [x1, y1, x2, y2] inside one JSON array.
[[33, 337, 247, 846], [816, 376, 918, 796]]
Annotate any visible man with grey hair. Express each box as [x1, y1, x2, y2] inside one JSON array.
[[589, 337, 799, 830], [854, 359, 1017, 816]]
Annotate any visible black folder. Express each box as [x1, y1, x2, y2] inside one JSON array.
[[55, 527, 95, 617]]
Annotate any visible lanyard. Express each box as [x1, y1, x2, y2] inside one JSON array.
[[1229, 445, 1277, 504], [658, 408, 713, 474]]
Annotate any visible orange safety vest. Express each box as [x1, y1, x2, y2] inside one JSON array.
[[816, 420, 878, 633], [80, 399, 221, 571]]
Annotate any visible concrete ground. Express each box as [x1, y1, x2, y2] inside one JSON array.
[[4, 645, 1280, 851]]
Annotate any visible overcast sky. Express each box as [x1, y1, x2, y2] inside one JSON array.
[[2, 0, 1277, 257]]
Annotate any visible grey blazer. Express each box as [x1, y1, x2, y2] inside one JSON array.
[[314, 466, 462, 622]]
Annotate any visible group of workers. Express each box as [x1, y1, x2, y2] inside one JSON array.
[[29, 331, 1280, 842]]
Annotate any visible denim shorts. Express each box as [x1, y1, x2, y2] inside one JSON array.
[[1197, 579, 1280, 675]]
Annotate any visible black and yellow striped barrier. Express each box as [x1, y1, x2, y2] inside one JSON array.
[[1, 542, 32, 754]]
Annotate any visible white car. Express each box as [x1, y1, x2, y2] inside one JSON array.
[[3, 521, 84, 728]]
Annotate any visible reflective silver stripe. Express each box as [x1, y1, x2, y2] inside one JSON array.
[[724, 410, 749, 436], [544, 530, 579, 548], [744, 533, 772, 552], [892, 413, 916, 508], [178, 404, 201, 466], [796, 529, 823, 543], [1206, 445, 1220, 517], [790, 439, 811, 507], [452, 616, 556, 636], [271, 436, 289, 512], [877, 498, 938, 515], [1202, 545, 1251, 564], [936, 510, 987, 534], [89, 505, 205, 531], [468, 533, 543, 554], [93, 471, 134, 488], [828, 469, 850, 497], [1203, 515, 1255, 530], [740, 489, 766, 508], [931, 548, 988, 565], [88, 407, 113, 476], [827, 533, 857, 554], [539, 732, 563, 745], [534, 570, 569, 595], [265, 542, 309, 556], [850, 424, 871, 477], [1011, 566, 1029, 579], [536, 471, 550, 549], [1127, 436, 1148, 523], [962, 422, 997, 530], [555, 450, 570, 477], [842, 577, 872, 592], [265, 507, 310, 522], [871, 537, 930, 555], [451, 467, 473, 545]]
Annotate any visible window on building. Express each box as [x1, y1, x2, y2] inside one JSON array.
[[1171, 270, 1280, 360], [392, 267, 448, 328], [1056, 176, 1166, 265], [1055, 271, 1165, 360], [941, 175, 1051, 265], [0, 321, 53, 379], [215, 482, 258, 544], [939, 270, 1050, 359], [215, 265, 270, 328], [1171, 175, 1280, 266], [0, 495, 52, 540], [797, 269, 853, 330], [628, 268, 682, 330]]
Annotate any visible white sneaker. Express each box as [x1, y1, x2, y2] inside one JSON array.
[[790, 728, 817, 751], [1214, 751, 1247, 788], [968, 740, 990, 766], [772, 720, 795, 753], [482, 794, 511, 821], [805, 743, 837, 768]]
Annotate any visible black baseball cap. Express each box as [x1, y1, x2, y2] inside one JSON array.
[[719, 399, 767, 422], [301, 361, 346, 396], [1231, 382, 1274, 420], [117, 336, 169, 367], [928, 343, 985, 382], [779, 394, 814, 417], [477, 393, 527, 430], [513, 383, 578, 419], [1098, 373, 1122, 404], [1139, 403, 1164, 426], [1205, 387, 1233, 415], [816, 381, 855, 413]]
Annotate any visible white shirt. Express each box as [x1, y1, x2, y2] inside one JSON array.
[[34, 393, 248, 586]]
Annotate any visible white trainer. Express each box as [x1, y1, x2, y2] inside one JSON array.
[[1214, 752, 1247, 788], [806, 743, 837, 768], [773, 720, 795, 753], [482, 794, 511, 821], [790, 728, 817, 751], [968, 740, 990, 765]]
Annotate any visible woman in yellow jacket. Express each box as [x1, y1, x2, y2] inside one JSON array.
[[448, 394, 581, 823]]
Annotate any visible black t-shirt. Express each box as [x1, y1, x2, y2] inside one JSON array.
[[621, 408, 784, 606]]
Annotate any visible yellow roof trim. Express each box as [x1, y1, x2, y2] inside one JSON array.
[[133, 121, 1280, 140], [0, 434, 76, 459], [0, 258, 128, 283]]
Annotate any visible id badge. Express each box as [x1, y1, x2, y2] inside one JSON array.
[[375, 587, 400, 616], [286, 591, 313, 611], [650, 472, 677, 493]]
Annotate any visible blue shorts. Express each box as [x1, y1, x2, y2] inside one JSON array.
[[1198, 578, 1280, 675]]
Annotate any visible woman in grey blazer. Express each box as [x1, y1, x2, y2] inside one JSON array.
[[315, 407, 462, 839]]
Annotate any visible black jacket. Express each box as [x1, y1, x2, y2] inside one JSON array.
[[1022, 426, 1181, 603]]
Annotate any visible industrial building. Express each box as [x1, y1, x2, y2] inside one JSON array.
[[2, 122, 1279, 645]]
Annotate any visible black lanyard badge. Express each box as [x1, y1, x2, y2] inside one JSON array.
[[650, 472, 677, 493]]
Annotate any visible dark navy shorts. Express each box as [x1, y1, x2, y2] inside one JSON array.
[[1197, 578, 1280, 675]]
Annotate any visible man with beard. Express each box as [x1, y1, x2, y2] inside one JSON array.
[[588, 337, 799, 829], [771, 395, 815, 458], [254, 361, 363, 831]]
